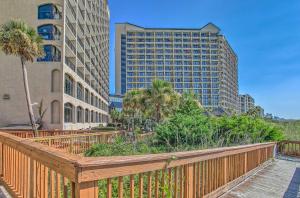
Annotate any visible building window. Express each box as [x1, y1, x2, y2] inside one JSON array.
[[37, 45, 61, 62], [51, 69, 60, 92], [64, 74, 74, 96], [91, 110, 94, 123], [38, 24, 61, 40], [77, 106, 83, 123], [64, 103, 74, 123], [85, 109, 89, 123], [77, 83, 84, 101], [38, 4, 61, 19], [85, 89, 89, 103], [51, 100, 60, 124], [91, 93, 94, 106]]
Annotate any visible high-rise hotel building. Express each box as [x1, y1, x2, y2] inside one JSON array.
[[0, 0, 110, 129], [115, 23, 239, 112], [239, 94, 255, 114]]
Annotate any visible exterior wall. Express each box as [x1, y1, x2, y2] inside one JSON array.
[[0, 0, 110, 130], [0, 0, 64, 129], [239, 94, 255, 114], [109, 94, 123, 112], [115, 23, 239, 112]]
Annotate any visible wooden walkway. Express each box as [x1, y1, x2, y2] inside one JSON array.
[[222, 157, 300, 198]]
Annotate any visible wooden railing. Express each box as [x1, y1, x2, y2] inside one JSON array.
[[32, 132, 154, 154], [3, 130, 102, 138], [278, 140, 300, 157], [0, 131, 276, 198], [0, 132, 78, 198]]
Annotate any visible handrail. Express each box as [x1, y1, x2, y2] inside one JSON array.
[[278, 140, 300, 157], [0, 131, 276, 198], [76, 142, 275, 181]]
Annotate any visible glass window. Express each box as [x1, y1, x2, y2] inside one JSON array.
[[64, 103, 73, 123], [77, 83, 84, 101], [38, 4, 61, 19], [77, 106, 83, 123], [37, 45, 61, 62], [85, 109, 89, 122], [38, 24, 61, 40], [64, 74, 74, 96]]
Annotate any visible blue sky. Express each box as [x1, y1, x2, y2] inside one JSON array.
[[108, 0, 300, 119]]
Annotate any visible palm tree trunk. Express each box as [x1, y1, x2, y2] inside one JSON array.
[[156, 104, 160, 123], [21, 58, 38, 136]]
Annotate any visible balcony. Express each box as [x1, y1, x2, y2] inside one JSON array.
[[65, 38, 76, 55], [66, 17, 76, 38], [38, 24, 61, 41], [65, 57, 76, 71], [37, 55, 61, 62], [37, 45, 61, 62], [38, 4, 62, 20]]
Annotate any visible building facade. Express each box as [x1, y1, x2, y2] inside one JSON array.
[[115, 23, 239, 112], [239, 94, 255, 114], [109, 94, 123, 112], [256, 106, 265, 118], [0, 0, 110, 129]]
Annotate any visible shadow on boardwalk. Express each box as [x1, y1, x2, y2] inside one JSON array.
[[222, 158, 300, 198], [284, 168, 300, 198]]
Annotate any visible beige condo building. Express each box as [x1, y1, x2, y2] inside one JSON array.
[[0, 0, 110, 129], [115, 23, 239, 112], [239, 94, 255, 114]]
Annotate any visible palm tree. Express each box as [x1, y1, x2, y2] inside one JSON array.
[[123, 89, 144, 116], [0, 20, 44, 136], [144, 80, 177, 123]]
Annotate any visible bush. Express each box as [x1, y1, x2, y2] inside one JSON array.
[[154, 93, 284, 149]]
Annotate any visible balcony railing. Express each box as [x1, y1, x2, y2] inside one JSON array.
[[65, 37, 76, 55], [65, 57, 76, 71], [39, 32, 61, 41], [37, 55, 61, 62], [67, 1, 77, 19], [38, 11, 62, 20], [78, 37, 84, 50], [78, 53, 84, 65], [66, 17, 76, 36]]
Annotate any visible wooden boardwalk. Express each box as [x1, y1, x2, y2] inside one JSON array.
[[222, 158, 300, 198]]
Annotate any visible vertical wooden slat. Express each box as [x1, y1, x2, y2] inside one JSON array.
[[139, 174, 143, 198], [63, 177, 68, 198], [107, 178, 112, 198], [161, 170, 165, 198], [50, 170, 55, 198], [45, 167, 49, 198], [118, 176, 123, 198], [130, 175, 135, 198], [184, 164, 194, 198], [180, 167, 184, 198], [174, 167, 178, 198], [56, 173, 61, 198], [155, 171, 159, 198], [224, 157, 228, 185]]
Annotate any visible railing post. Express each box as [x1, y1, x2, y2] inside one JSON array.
[[28, 158, 36, 198], [224, 157, 228, 184], [74, 181, 98, 198], [184, 163, 194, 198], [0, 142, 3, 176], [244, 152, 248, 173]]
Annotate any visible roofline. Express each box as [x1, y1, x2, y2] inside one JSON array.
[[115, 22, 221, 31]]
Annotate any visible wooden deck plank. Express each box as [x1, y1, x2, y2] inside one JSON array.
[[222, 158, 300, 198]]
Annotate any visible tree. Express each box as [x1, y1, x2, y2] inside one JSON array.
[[110, 109, 121, 127], [0, 20, 44, 136], [36, 99, 48, 130], [144, 80, 177, 123]]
